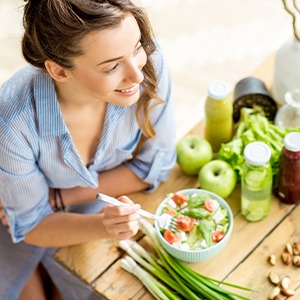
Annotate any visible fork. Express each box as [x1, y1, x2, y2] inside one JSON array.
[[96, 193, 177, 230]]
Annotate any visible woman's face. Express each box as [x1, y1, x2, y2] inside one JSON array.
[[68, 13, 147, 107]]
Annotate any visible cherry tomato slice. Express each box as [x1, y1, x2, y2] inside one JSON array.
[[172, 192, 188, 206], [163, 229, 178, 244], [164, 209, 177, 217], [212, 230, 225, 243], [204, 199, 215, 212], [176, 216, 195, 232]]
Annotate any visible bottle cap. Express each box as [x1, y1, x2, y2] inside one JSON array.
[[244, 141, 271, 165], [285, 89, 300, 108], [208, 81, 230, 100], [284, 132, 300, 152]]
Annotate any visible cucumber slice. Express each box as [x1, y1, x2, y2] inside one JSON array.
[[245, 170, 266, 189]]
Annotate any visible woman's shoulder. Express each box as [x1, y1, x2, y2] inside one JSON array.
[[1, 65, 40, 87], [0, 66, 41, 122], [151, 40, 166, 70], [151, 40, 171, 85]]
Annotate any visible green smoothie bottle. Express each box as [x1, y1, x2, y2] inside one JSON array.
[[204, 81, 233, 152], [241, 142, 272, 222]]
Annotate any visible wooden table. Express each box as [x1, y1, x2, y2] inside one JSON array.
[[55, 55, 300, 300]]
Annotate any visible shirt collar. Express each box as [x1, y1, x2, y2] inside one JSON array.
[[33, 72, 67, 137]]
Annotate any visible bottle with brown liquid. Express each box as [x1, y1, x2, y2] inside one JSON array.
[[276, 132, 300, 204]]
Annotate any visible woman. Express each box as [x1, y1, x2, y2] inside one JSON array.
[[0, 0, 176, 299]]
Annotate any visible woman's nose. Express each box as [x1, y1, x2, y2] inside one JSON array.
[[124, 59, 145, 84]]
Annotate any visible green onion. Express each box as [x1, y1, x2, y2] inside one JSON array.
[[120, 219, 252, 300], [119, 240, 198, 299], [121, 256, 177, 300]]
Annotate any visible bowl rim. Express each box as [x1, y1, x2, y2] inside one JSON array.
[[154, 188, 234, 254]]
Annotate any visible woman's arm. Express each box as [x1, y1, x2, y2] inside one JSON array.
[[24, 196, 141, 247], [60, 164, 150, 207]]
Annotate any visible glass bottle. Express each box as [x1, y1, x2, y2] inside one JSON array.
[[241, 142, 272, 222], [204, 81, 233, 152], [275, 89, 300, 128], [272, 37, 300, 105], [276, 132, 300, 204]]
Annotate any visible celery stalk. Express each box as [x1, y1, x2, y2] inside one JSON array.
[[217, 106, 300, 183]]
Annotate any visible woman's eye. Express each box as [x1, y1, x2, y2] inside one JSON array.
[[135, 41, 143, 54], [105, 64, 119, 74]]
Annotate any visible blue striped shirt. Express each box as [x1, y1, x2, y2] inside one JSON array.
[[0, 48, 176, 243]]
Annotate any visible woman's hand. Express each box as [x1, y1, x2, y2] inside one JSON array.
[[0, 201, 8, 226], [48, 188, 66, 212], [102, 196, 141, 240], [0, 200, 10, 234], [48, 188, 56, 211]]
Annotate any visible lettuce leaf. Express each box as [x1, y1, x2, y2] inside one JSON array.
[[217, 106, 300, 185]]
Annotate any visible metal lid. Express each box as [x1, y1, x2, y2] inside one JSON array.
[[233, 77, 277, 122], [208, 81, 230, 100], [284, 132, 300, 152], [234, 77, 272, 100], [244, 141, 271, 165]]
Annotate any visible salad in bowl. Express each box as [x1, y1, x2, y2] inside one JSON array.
[[154, 188, 233, 262]]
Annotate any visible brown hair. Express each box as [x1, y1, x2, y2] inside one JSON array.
[[22, 0, 164, 148]]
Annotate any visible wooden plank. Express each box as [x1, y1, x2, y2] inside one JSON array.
[[55, 239, 120, 283], [92, 237, 156, 299], [250, 54, 274, 88], [55, 231, 144, 284], [93, 259, 144, 300], [131, 289, 155, 300], [221, 204, 300, 299]]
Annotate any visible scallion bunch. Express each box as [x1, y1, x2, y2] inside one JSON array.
[[120, 219, 253, 300]]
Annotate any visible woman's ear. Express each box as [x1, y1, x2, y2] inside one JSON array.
[[44, 60, 72, 82]]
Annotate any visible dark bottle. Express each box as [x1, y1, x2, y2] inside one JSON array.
[[277, 132, 300, 204]]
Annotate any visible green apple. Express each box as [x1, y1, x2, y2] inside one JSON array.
[[198, 160, 237, 198], [176, 135, 213, 175]]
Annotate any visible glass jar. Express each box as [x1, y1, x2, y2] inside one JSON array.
[[204, 81, 233, 152], [276, 132, 300, 204], [275, 89, 300, 128], [241, 142, 272, 222]]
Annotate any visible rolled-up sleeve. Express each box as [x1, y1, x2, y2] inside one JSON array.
[[0, 117, 52, 243], [125, 45, 177, 191]]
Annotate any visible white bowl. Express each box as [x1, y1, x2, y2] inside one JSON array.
[[154, 188, 233, 263]]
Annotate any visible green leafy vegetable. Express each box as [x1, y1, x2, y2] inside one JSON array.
[[198, 218, 215, 248], [187, 226, 201, 249], [187, 193, 207, 207], [184, 207, 211, 219], [217, 106, 300, 184]]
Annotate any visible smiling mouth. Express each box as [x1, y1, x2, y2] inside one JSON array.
[[115, 84, 138, 93]]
